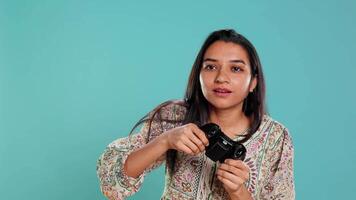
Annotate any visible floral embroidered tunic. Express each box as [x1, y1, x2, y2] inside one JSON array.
[[96, 103, 295, 199]]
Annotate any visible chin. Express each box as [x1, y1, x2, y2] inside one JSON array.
[[203, 92, 245, 110], [207, 99, 238, 110]]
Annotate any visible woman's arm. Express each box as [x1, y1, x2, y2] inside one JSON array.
[[96, 108, 170, 199], [123, 133, 169, 178], [229, 185, 253, 200], [257, 126, 295, 199], [216, 159, 253, 200], [97, 103, 208, 199], [124, 123, 209, 178], [96, 132, 166, 200]]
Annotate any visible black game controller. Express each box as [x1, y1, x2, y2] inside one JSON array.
[[199, 123, 247, 162]]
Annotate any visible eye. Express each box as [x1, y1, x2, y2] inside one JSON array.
[[231, 66, 243, 72], [204, 64, 216, 71]]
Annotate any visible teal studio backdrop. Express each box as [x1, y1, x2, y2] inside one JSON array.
[[1, 0, 355, 199]]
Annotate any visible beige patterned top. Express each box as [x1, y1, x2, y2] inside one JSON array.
[[96, 103, 295, 199]]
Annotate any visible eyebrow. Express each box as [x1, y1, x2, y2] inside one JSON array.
[[203, 58, 246, 65]]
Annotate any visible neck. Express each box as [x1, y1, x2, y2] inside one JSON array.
[[208, 105, 251, 138]]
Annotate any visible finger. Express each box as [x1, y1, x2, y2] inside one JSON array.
[[216, 168, 245, 185], [182, 137, 201, 154], [217, 175, 242, 192], [225, 159, 249, 171], [191, 124, 209, 146], [219, 163, 249, 181], [218, 163, 249, 181], [187, 131, 205, 152], [175, 141, 194, 155]]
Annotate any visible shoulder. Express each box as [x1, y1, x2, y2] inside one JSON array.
[[151, 99, 188, 121], [262, 114, 293, 147]]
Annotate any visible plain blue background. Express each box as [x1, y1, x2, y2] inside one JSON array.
[[1, 0, 355, 199]]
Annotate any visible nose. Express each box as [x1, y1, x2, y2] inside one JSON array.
[[215, 69, 229, 83]]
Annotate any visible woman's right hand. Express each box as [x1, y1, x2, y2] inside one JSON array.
[[162, 123, 209, 155]]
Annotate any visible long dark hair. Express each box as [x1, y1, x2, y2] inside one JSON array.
[[129, 29, 267, 174]]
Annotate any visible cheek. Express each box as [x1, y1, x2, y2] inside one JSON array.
[[233, 76, 251, 88], [199, 73, 210, 89], [199, 73, 213, 96], [199, 73, 203, 84]]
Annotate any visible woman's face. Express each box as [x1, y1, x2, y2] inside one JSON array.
[[199, 41, 257, 111]]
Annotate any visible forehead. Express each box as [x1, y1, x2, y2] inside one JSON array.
[[203, 41, 249, 64]]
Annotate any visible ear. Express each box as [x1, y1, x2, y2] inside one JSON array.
[[249, 76, 258, 92]]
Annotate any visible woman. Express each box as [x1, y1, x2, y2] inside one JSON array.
[[96, 29, 295, 199]]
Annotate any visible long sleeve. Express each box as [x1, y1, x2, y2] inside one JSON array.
[[257, 126, 295, 200], [96, 112, 166, 200]]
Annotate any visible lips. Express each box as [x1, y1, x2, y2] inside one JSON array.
[[213, 88, 232, 93]]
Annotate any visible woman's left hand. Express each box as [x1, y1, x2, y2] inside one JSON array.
[[216, 159, 250, 198]]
